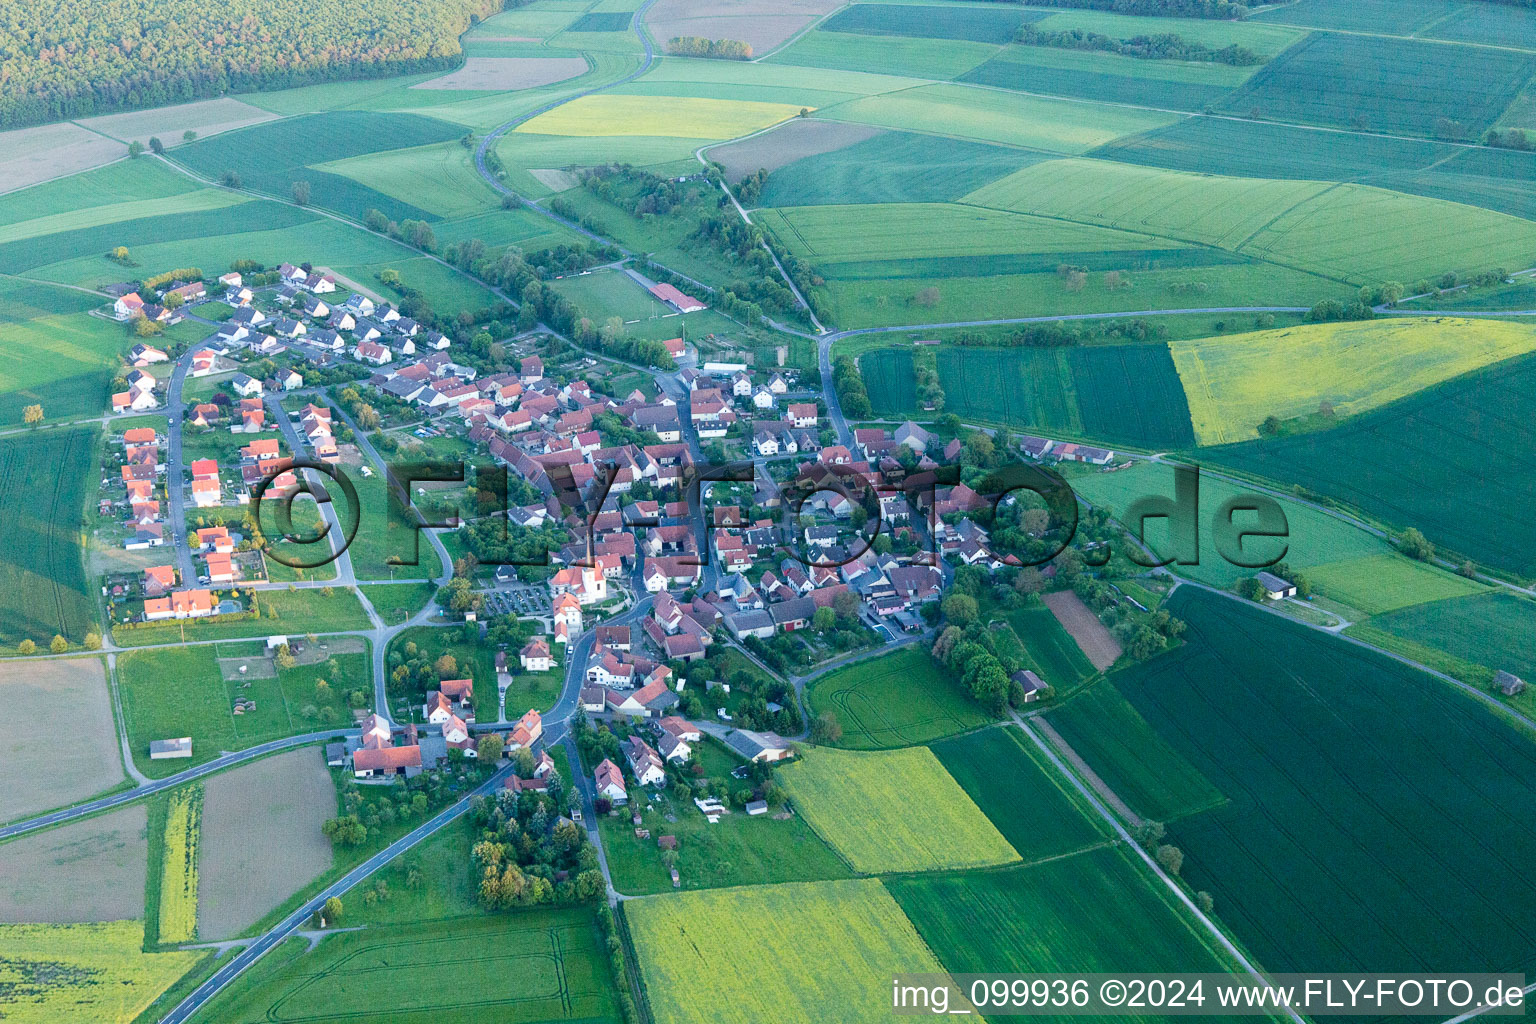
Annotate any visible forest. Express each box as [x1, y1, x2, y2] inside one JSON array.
[[0, 0, 503, 129]]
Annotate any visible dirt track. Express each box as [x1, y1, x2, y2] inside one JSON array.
[[1041, 591, 1123, 671]]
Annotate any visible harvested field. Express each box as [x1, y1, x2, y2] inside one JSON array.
[[646, 0, 843, 54], [75, 98, 277, 148], [0, 123, 124, 193], [0, 804, 147, 923], [412, 56, 590, 91], [0, 658, 123, 822], [1041, 590, 1121, 671], [707, 118, 878, 181], [197, 748, 335, 939]]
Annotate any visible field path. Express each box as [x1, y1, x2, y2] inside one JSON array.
[[1030, 717, 1142, 827]]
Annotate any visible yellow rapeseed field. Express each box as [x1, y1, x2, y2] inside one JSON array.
[[0, 921, 199, 1023], [158, 786, 201, 943], [627, 879, 946, 1024], [1171, 316, 1536, 444], [514, 95, 809, 139], [779, 745, 1019, 873]]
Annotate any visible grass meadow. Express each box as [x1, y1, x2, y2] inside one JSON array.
[[802, 645, 988, 748], [1365, 591, 1536, 683], [628, 879, 944, 1024], [779, 745, 1019, 873], [1110, 588, 1536, 974]]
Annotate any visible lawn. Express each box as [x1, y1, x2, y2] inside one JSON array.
[[361, 580, 436, 624], [1047, 678, 1226, 823], [627, 878, 945, 1024], [549, 267, 673, 322], [1303, 553, 1486, 615], [0, 426, 97, 645], [759, 128, 1037, 207], [887, 845, 1243, 986], [194, 911, 620, 1024], [931, 726, 1110, 862], [1067, 461, 1387, 588], [778, 745, 1019, 873], [1103, 587, 1536, 974], [1171, 317, 1536, 445], [516, 95, 805, 138], [112, 586, 371, 647], [1366, 591, 1536, 684], [1202, 350, 1536, 577], [0, 922, 200, 1024], [803, 645, 988, 748]]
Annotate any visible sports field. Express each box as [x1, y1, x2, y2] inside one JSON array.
[[517, 95, 806, 138], [931, 727, 1110, 862], [1108, 587, 1536, 974], [1303, 553, 1485, 615], [779, 745, 1019, 873], [199, 911, 619, 1024], [1170, 317, 1536, 445], [0, 921, 200, 1024], [802, 645, 988, 748], [628, 879, 945, 1024], [1068, 461, 1385, 588], [1367, 591, 1536, 683], [1203, 350, 1536, 577], [0, 427, 96, 645]]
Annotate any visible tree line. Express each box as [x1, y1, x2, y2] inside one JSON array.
[[1016, 24, 1263, 64], [0, 0, 505, 130], [984, 0, 1256, 19], [666, 36, 753, 59]]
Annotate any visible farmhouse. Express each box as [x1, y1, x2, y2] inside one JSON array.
[[1010, 669, 1048, 703]]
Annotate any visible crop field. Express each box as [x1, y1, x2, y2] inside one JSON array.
[[759, 129, 1037, 206], [887, 846, 1239, 983], [858, 347, 917, 414], [1252, 0, 1463, 34], [1368, 591, 1536, 683], [0, 283, 127, 424], [569, 10, 632, 30], [158, 786, 202, 944], [0, 921, 200, 1024], [764, 30, 1003, 80], [1068, 461, 1385, 588], [0, 658, 123, 822], [516, 94, 804, 138], [1108, 587, 1536, 974], [1171, 317, 1536, 445], [931, 727, 1110, 862], [1047, 679, 1226, 823], [963, 158, 1334, 253], [960, 44, 1253, 111], [0, 804, 147, 923], [1303, 553, 1486, 615], [0, 122, 126, 193], [0, 186, 244, 247], [1423, 1, 1536, 46], [0, 157, 199, 226], [76, 98, 278, 148], [412, 55, 590, 91], [779, 745, 1019, 873], [643, 0, 844, 55], [821, 83, 1179, 153], [173, 111, 467, 222], [628, 879, 944, 1024], [1069, 345, 1196, 449], [936, 346, 1080, 434], [1218, 32, 1536, 138], [1003, 601, 1100, 689], [707, 118, 878, 180], [1090, 116, 1454, 182], [802, 645, 989, 748], [819, 3, 1041, 43], [200, 911, 619, 1024], [1203, 351, 1536, 577], [317, 142, 497, 220], [0, 427, 95, 645], [1380, 144, 1536, 221], [198, 748, 336, 940]]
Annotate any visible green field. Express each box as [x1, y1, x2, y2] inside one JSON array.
[[820, 3, 1042, 43], [765, 31, 1003, 81], [1367, 591, 1536, 683], [0, 157, 202, 228], [1035, 9, 1305, 55], [1003, 601, 1100, 690], [961, 43, 1253, 111], [0, 280, 128, 424], [1219, 32, 1536, 138], [759, 130, 1038, 207], [113, 587, 371, 647], [1252, 0, 1464, 33], [1203, 350, 1536, 578], [173, 111, 468, 222], [1047, 678, 1227, 823], [194, 911, 620, 1024], [802, 645, 989, 748], [1068, 461, 1386, 588], [1069, 345, 1197, 449], [931, 726, 1110, 861], [1303, 553, 1486, 615], [779, 744, 1019, 873], [936, 346, 1081, 434], [858, 348, 918, 414], [0, 427, 96, 646], [1104, 587, 1536, 974], [549, 267, 673, 322], [317, 142, 497, 220], [627, 879, 946, 1024]]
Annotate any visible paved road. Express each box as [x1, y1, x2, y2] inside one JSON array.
[[161, 345, 200, 586], [159, 762, 514, 1024]]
